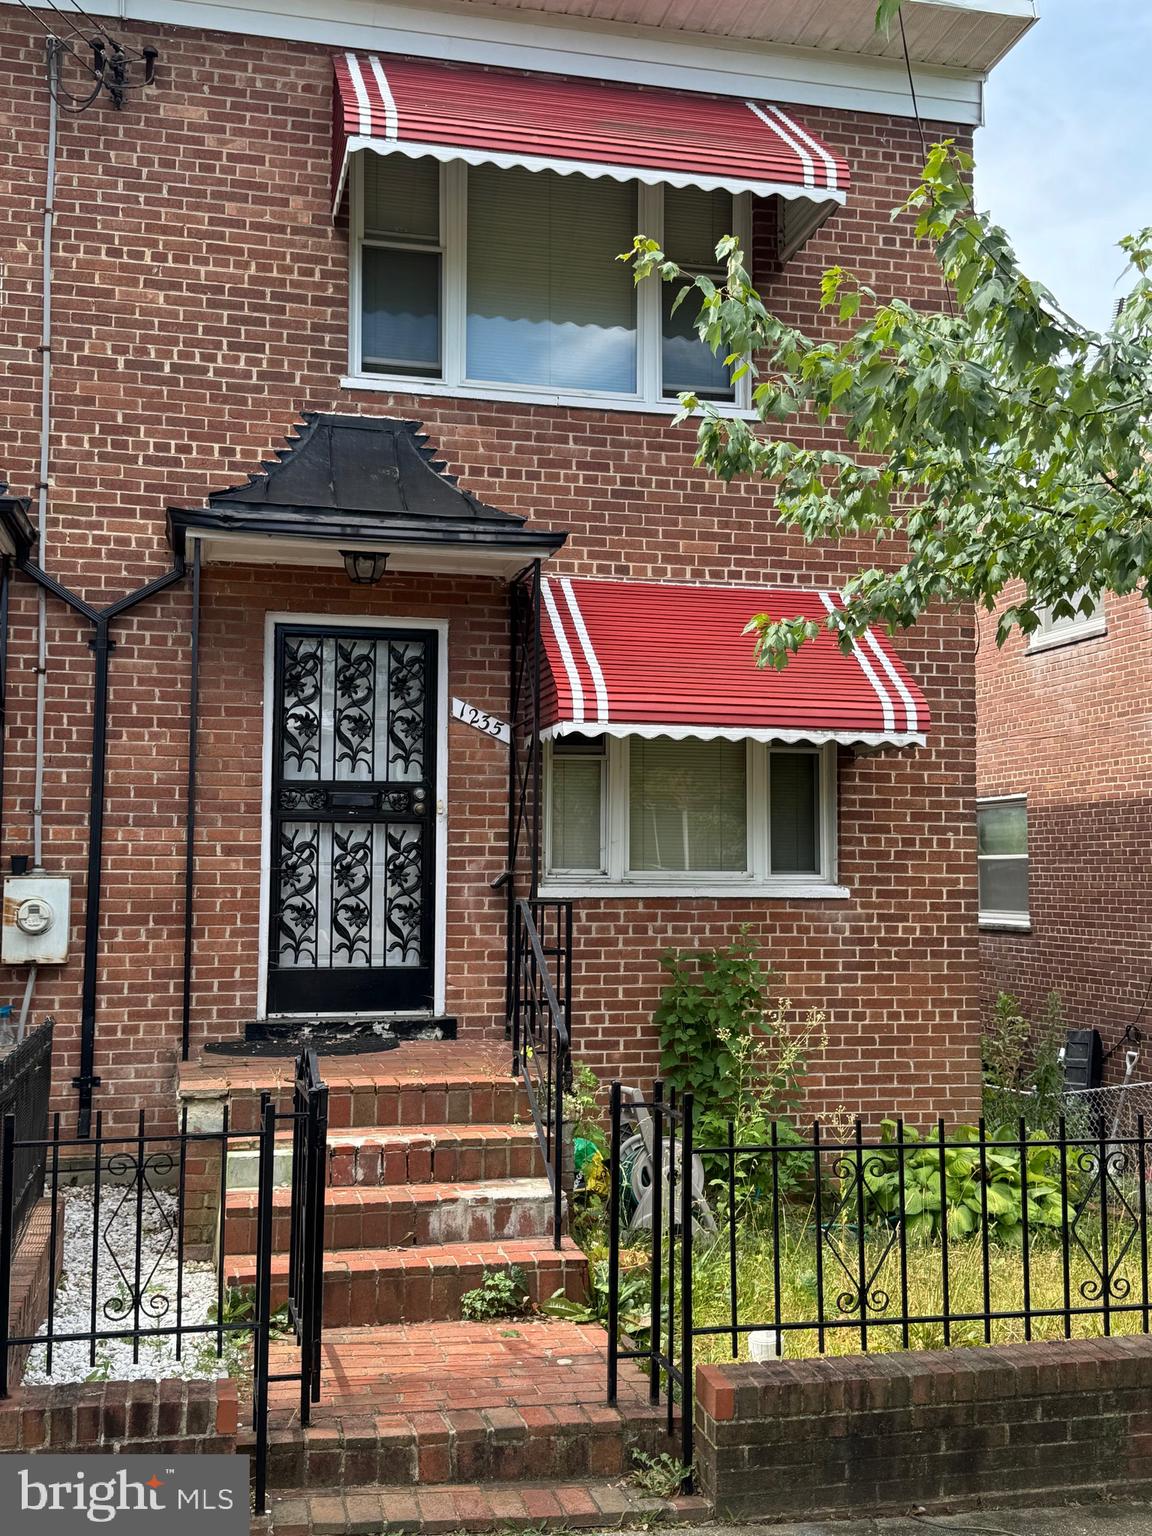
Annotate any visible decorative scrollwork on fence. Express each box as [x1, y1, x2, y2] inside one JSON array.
[[99, 1151, 177, 1323], [819, 1152, 900, 1319], [1069, 1145, 1141, 1304]]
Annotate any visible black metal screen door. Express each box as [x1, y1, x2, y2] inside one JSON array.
[[267, 624, 437, 1016]]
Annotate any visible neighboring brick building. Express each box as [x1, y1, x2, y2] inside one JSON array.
[[0, 0, 1033, 1134], [977, 588, 1152, 1064]]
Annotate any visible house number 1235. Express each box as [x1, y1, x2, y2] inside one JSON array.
[[451, 698, 511, 744]]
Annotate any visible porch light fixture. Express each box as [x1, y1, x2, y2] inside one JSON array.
[[341, 550, 389, 585]]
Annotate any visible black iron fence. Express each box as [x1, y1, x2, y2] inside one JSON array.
[[511, 897, 573, 1247], [607, 1083, 1152, 1492], [0, 1046, 327, 1516], [0, 1018, 54, 1249]]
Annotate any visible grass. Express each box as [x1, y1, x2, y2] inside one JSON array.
[[684, 1197, 1152, 1363]]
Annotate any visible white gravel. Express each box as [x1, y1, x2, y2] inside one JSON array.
[[23, 1184, 242, 1386]]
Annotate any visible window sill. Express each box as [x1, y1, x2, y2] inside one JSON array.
[[538, 880, 851, 900], [340, 374, 757, 420], [979, 914, 1032, 933], [1027, 621, 1107, 654]]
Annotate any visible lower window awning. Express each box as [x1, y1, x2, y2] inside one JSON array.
[[539, 578, 928, 749]]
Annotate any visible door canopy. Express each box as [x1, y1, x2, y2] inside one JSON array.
[[168, 413, 568, 577]]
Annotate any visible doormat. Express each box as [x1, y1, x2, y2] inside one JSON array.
[[202, 1015, 457, 1057]]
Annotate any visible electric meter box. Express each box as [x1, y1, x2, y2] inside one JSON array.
[[2, 875, 72, 965]]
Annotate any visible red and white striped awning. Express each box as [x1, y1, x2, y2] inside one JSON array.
[[539, 578, 928, 749], [331, 53, 849, 220]]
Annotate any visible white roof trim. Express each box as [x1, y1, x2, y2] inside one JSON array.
[[334, 134, 850, 217], [543, 720, 925, 748]]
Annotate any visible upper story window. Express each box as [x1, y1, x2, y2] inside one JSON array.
[[977, 796, 1030, 929], [544, 736, 838, 895], [350, 154, 751, 410], [1027, 590, 1106, 653]]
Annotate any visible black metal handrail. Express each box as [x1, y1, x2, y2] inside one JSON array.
[[284, 1046, 328, 1422], [0, 1019, 53, 1250], [512, 897, 573, 1248], [607, 1086, 1152, 1495]]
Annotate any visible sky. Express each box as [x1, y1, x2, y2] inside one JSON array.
[[975, 0, 1151, 331]]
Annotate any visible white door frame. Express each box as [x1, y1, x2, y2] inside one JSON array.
[[258, 611, 450, 1020]]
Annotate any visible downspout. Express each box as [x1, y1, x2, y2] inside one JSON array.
[[18, 38, 61, 1041]]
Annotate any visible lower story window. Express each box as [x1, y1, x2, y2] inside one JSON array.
[[545, 736, 836, 890], [977, 796, 1030, 926]]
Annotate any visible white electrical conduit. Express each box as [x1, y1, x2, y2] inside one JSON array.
[[18, 40, 61, 1042]]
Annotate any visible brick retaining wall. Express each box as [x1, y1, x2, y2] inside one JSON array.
[[696, 1336, 1152, 1519], [0, 1378, 239, 1455]]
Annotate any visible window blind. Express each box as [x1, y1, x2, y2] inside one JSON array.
[[550, 754, 604, 871], [661, 186, 735, 398], [628, 739, 747, 872], [362, 154, 440, 240], [770, 752, 820, 873], [466, 166, 638, 392]]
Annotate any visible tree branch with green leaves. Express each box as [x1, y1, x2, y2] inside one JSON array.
[[626, 140, 1152, 667]]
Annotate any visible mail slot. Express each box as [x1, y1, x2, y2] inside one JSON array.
[[328, 790, 378, 810]]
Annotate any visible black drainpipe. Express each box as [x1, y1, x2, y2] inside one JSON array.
[[18, 557, 186, 1134]]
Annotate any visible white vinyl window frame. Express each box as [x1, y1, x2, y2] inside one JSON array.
[[344, 154, 755, 415], [977, 792, 1031, 932], [1027, 591, 1107, 653], [540, 738, 846, 899]]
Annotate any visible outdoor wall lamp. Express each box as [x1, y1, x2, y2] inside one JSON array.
[[341, 550, 389, 585]]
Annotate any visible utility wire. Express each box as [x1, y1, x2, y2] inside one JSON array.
[[14, 1, 104, 83], [62, 0, 147, 58], [895, 5, 1093, 345]]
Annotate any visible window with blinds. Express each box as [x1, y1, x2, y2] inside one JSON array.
[[466, 166, 638, 392], [629, 738, 747, 872], [660, 186, 736, 400], [543, 739, 831, 888], [549, 736, 606, 873], [350, 153, 752, 406]]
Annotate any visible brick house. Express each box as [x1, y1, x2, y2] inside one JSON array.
[[0, 0, 1036, 1138], [977, 587, 1152, 1066]]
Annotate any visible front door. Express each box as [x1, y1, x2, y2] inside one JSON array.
[[267, 623, 437, 1016]]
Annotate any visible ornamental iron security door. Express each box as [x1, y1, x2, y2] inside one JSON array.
[[268, 624, 437, 1016]]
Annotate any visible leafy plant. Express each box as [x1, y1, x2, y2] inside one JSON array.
[[655, 931, 826, 1201], [460, 1266, 529, 1321], [630, 1449, 692, 1499], [859, 1121, 1068, 1243], [540, 1250, 650, 1335], [983, 991, 1067, 1132], [565, 1061, 608, 1156]]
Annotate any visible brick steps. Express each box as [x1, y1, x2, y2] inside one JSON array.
[[227, 1238, 587, 1326], [227, 1125, 543, 1191], [259, 1321, 663, 1490], [223, 1179, 555, 1253], [264, 1479, 710, 1534], [178, 1047, 528, 1134]]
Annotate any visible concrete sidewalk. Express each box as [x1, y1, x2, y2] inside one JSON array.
[[674, 1508, 1152, 1536]]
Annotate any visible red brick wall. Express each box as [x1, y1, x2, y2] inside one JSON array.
[[696, 1335, 1152, 1519], [0, 8, 979, 1129], [976, 591, 1152, 1067]]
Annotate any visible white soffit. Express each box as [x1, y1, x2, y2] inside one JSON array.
[[20, 0, 1025, 126]]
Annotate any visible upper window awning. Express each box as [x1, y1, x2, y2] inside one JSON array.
[[332, 53, 850, 223], [539, 578, 928, 749]]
